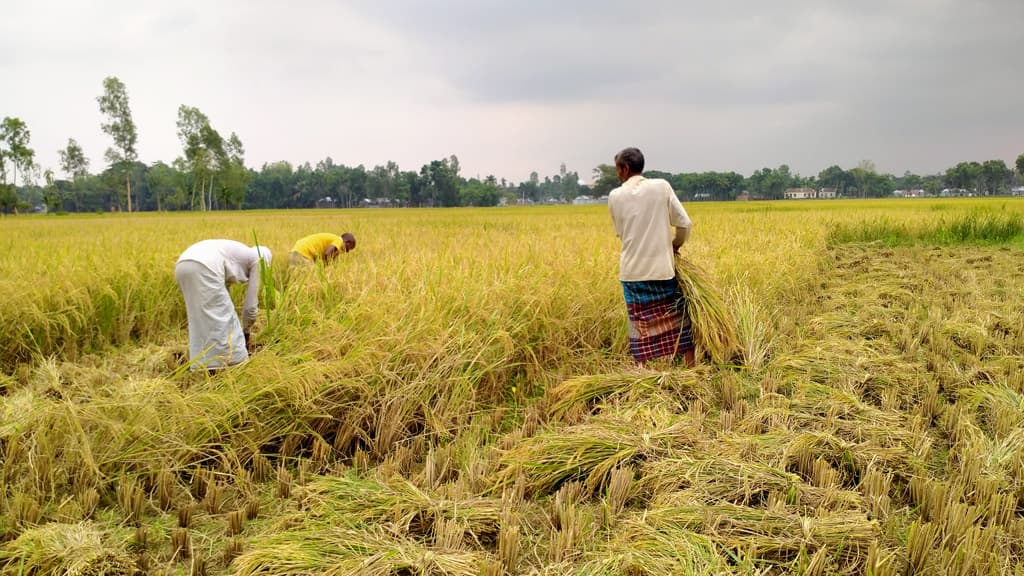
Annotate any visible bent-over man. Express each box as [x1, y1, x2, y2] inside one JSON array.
[[175, 239, 272, 370], [289, 232, 356, 265], [607, 147, 695, 366]]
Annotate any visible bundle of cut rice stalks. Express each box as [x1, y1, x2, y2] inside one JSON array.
[[674, 255, 740, 365], [0, 522, 136, 576]]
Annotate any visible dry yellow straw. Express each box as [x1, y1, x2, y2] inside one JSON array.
[[674, 255, 740, 364]]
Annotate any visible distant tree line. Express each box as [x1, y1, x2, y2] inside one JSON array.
[[2, 76, 1023, 213], [591, 158, 1023, 201]]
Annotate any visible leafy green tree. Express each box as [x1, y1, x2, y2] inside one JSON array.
[[745, 166, 793, 199], [684, 171, 744, 201], [921, 174, 943, 196], [368, 161, 403, 202], [448, 155, 461, 179], [0, 183, 16, 213], [59, 138, 90, 211], [248, 161, 294, 208], [19, 163, 45, 209], [201, 123, 227, 209], [516, 171, 540, 203], [591, 164, 619, 196], [895, 170, 923, 191], [146, 161, 184, 211], [176, 105, 214, 210], [1016, 153, 1024, 180], [401, 170, 420, 207], [559, 163, 580, 202], [945, 161, 982, 193], [97, 77, 138, 212], [0, 117, 35, 214], [979, 159, 1011, 195], [59, 138, 90, 180], [419, 159, 459, 207], [849, 160, 877, 198], [0, 117, 35, 188], [459, 178, 502, 206], [215, 132, 247, 209], [41, 168, 62, 212], [817, 165, 852, 196]]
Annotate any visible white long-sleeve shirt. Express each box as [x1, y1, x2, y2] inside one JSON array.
[[608, 175, 692, 282], [177, 239, 272, 329]]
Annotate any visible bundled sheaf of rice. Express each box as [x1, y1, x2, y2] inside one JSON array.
[[545, 373, 692, 422], [639, 500, 880, 564], [494, 418, 697, 496], [302, 474, 504, 541], [674, 255, 740, 365], [0, 521, 136, 576], [233, 525, 491, 576], [639, 455, 801, 504]]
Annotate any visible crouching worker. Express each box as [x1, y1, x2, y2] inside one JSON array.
[[175, 239, 272, 370], [289, 232, 356, 266]]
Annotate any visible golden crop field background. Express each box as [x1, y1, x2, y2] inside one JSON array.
[[2, 199, 1024, 575]]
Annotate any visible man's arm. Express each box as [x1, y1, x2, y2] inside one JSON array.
[[323, 244, 340, 262], [673, 225, 690, 252], [241, 261, 261, 334], [608, 194, 622, 238], [666, 184, 692, 251]]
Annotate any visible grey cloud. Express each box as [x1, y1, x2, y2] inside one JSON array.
[[350, 1, 1023, 110], [343, 0, 1024, 175], [2, 0, 1021, 182]]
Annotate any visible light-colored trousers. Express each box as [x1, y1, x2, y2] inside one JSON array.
[[289, 251, 313, 266], [174, 260, 248, 370]]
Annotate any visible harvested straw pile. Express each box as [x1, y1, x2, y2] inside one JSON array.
[[495, 418, 697, 496], [0, 522, 135, 576], [233, 525, 492, 576], [302, 473, 505, 542], [642, 499, 880, 565], [674, 255, 740, 364], [544, 371, 708, 422]]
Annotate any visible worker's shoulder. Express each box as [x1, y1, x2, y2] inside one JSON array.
[[640, 177, 673, 191]]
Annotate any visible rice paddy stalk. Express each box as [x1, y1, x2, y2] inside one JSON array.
[[674, 255, 740, 365], [2, 203, 1023, 573]]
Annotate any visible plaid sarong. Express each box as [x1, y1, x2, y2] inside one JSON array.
[[622, 278, 694, 363]]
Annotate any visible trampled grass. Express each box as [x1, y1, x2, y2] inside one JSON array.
[[1, 198, 1024, 575]]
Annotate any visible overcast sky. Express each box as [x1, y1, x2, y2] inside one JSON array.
[[2, 0, 1021, 183]]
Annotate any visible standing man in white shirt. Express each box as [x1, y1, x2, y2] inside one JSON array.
[[607, 147, 695, 366], [175, 239, 272, 370]]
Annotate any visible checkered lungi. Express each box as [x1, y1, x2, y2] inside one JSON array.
[[621, 278, 694, 363]]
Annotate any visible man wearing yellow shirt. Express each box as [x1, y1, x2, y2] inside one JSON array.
[[290, 232, 356, 265]]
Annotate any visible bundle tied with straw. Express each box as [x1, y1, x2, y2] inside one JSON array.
[[674, 254, 739, 364]]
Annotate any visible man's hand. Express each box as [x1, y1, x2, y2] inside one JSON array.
[[244, 331, 253, 353], [323, 245, 340, 262], [673, 225, 690, 254]]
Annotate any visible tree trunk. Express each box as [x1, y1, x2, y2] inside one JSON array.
[[126, 171, 132, 213]]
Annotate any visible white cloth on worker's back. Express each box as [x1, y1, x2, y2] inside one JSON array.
[[608, 175, 692, 282], [175, 240, 272, 369]]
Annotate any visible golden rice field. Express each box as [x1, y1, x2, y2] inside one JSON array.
[[1, 199, 1024, 575]]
